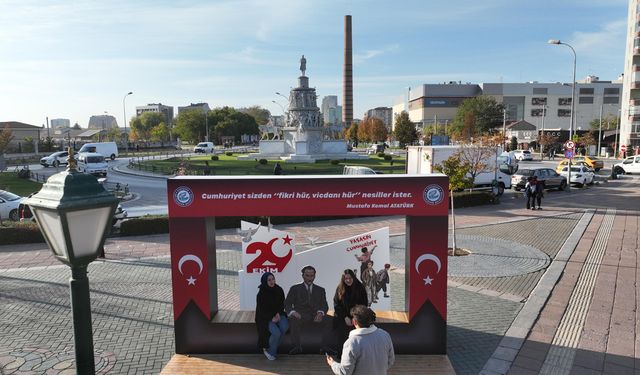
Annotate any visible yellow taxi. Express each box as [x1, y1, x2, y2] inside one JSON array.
[[572, 156, 604, 171], [555, 159, 591, 174]]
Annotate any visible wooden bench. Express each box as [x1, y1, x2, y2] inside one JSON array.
[[211, 309, 409, 324], [161, 354, 456, 374]]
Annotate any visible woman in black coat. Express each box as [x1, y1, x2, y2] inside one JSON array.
[[331, 269, 368, 353], [255, 272, 288, 360]]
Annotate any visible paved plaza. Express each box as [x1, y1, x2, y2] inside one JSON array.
[[0, 175, 639, 374]]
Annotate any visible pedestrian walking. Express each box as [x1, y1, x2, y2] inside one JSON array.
[[273, 162, 283, 175], [534, 176, 544, 210], [524, 176, 538, 210]]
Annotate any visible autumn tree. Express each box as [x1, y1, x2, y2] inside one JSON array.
[[150, 123, 171, 143], [130, 112, 165, 142], [0, 125, 13, 154], [368, 117, 388, 143], [345, 123, 358, 145], [393, 111, 418, 147], [357, 120, 370, 143]]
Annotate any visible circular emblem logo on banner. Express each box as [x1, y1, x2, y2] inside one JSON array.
[[174, 186, 194, 207], [423, 185, 444, 205]]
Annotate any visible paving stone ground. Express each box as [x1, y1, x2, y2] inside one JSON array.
[[1, 175, 638, 374]]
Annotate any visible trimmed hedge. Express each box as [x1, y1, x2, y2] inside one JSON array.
[[0, 222, 44, 245], [450, 191, 497, 208], [259, 159, 268, 165], [330, 159, 340, 165], [211, 155, 219, 161]]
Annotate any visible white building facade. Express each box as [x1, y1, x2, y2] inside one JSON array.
[[620, 0, 640, 148], [321, 95, 342, 125]]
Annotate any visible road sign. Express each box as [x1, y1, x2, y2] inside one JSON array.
[[564, 140, 575, 150], [565, 150, 574, 159], [620, 144, 627, 152]]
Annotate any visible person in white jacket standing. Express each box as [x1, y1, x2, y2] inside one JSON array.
[[326, 305, 395, 375]]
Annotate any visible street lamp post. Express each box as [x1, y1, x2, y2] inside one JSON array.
[[272, 100, 286, 114], [123, 92, 133, 154], [204, 108, 209, 142], [539, 105, 546, 160], [24, 149, 119, 375], [548, 38, 577, 191]]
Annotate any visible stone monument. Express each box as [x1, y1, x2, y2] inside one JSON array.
[[241, 56, 366, 163]]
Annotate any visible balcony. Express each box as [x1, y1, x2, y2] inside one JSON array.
[[630, 99, 640, 106]]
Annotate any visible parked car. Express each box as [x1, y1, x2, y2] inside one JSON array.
[[511, 168, 567, 191], [343, 166, 378, 175], [512, 150, 533, 161], [367, 144, 385, 155], [559, 165, 595, 187], [614, 155, 640, 174], [572, 156, 604, 171], [40, 151, 69, 168], [194, 142, 214, 153], [555, 159, 592, 174], [0, 190, 23, 221], [77, 152, 109, 177], [20, 197, 127, 226]]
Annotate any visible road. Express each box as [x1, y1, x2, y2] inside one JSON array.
[[23, 153, 625, 217]]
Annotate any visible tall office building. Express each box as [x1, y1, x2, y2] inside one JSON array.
[[620, 0, 640, 148], [136, 103, 174, 126], [321, 95, 342, 125], [178, 102, 210, 114], [50, 118, 70, 129], [364, 107, 393, 130]]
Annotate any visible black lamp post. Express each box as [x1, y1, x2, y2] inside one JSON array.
[[24, 148, 118, 375]]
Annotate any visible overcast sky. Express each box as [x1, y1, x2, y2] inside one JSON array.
[[0, 0, 629, 127]]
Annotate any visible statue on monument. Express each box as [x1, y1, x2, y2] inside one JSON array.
[[300, 55, 306, 76]]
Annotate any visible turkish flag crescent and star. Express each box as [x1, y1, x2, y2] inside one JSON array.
[[170, 218, 210, 319]]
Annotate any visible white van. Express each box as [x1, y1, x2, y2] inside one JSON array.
[[78, 142, 119, 160], [77, 152, 109, 177]]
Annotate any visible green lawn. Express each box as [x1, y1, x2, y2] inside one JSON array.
[[0, 173, 43, 196], [134, 154, 406, 175]]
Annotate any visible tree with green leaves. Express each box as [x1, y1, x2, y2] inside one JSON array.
[[433, 152, 472, 256], [510, 136, 518, 151], [174, 109, 207, 144], [150, 123, 171, 143], [589, 115, 618, 131], [393, 111, 417, 147], [130, 112, 165, 142], [239, 106, 271, 125], [450, 96, 504, 140], [0, 125, 14, 171]]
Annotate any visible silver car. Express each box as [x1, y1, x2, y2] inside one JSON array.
[[40, 151, 69, 168]]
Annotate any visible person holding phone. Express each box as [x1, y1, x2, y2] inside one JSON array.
[[326, 305, 395, 375]]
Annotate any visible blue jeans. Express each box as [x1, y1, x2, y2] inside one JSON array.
[[267, 315, 289, 357]]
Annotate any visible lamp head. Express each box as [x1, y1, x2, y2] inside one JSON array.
[[548, 39, 561, 45], [127, 91, 133, 95]]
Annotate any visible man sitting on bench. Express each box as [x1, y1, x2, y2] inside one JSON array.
[[284, 265, 329, 354]]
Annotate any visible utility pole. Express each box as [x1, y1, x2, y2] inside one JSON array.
[[502, 108, 507, 150]]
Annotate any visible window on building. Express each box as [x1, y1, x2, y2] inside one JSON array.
[[603, 96, 619, 104], [533, 88, 548, 95], [531, 109, 545, 117], [558, 98, 572, 106], [604, 88, 620, 95], [558, 109, 571, 117], [532, 97, 547, 105], [579, 96, 594, 104], [632, 123, 640, 133], [579, 88, 594, 95]]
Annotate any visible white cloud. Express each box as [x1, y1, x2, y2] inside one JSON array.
[[571, 19, 627, 52]]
